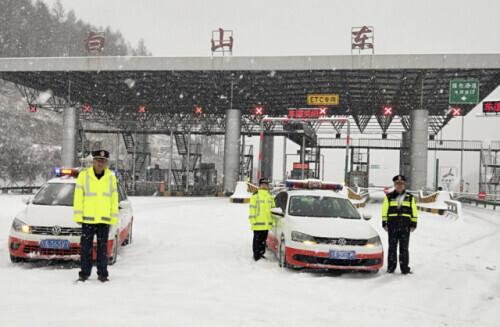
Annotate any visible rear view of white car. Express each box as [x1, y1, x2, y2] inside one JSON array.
[[8, 168, 133, 264]]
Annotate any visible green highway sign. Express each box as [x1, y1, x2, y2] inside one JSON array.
[[449, 79, 479, 104]]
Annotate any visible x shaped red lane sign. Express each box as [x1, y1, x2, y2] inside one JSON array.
[[450, 107, 462, 116], [82, 103, 92, 113]]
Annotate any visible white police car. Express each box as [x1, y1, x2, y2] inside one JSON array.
[[267, 180, 383, 272], [8, 168, 134, 264]]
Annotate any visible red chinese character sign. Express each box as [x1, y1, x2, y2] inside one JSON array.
[[211, 28, 233, 56], [288, 108, 329, 119], [84, 31, 105, 53], [483, 101, 500, 114], [351, 26, 374, 54]]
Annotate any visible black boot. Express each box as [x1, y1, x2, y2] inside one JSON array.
[[98, 275, 109, 282]]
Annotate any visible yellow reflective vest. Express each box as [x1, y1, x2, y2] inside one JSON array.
[[73, 168, 119, 225], [249, 189, 275, 231], [382, 191, 418, 226]]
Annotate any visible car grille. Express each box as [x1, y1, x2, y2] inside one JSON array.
[[312, 237, 367, 246], [30, 226, 82, 236], [294, 254, 381, 267], [23, 245, 80, 256]]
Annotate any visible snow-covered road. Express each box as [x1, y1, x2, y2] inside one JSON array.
[[0, 195, 499, 327]]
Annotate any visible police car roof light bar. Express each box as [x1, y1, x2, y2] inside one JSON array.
[[285, 179, 343, 191], [54, 167, 80, 177]]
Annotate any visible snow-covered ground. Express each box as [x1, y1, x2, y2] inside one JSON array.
[[0, 195, 499, 327]]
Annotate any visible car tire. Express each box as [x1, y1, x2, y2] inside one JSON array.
[[10, 255, 24, 263], [278, 238, 288, 268], [109, 235, 119, 265]]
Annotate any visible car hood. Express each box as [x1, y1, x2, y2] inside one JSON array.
[[17, 204, 79, 227], [286, 216, 378, 239]]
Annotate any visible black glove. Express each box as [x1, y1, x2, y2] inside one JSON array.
[[382, 221, 388, 232], [410, 221, 417, 232]]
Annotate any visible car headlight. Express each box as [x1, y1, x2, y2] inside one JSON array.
[[291, 231, 317, 245], [365, 236, 381, 248], [12, 218, 31, 234]]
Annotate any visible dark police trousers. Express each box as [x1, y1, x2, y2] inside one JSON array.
[[80, 223, 110, 278], [253, 230, 268, 260], [387, 221, 411, 273]]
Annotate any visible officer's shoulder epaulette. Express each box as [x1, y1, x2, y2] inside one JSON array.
[[252, 190, 258, 195]]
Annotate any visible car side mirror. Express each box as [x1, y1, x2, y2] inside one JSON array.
[[271, 207, 284, 217], [362, 213, 372, 221], [22, 196, 32, 205], [119, 200, 130, 209]]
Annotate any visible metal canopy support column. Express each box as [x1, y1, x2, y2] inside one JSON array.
[[262, 134, 274, 181], [223, 109, 241, 194], [61, 105, 77, 167], [185, 131, 191, 193], [409, 109, 429, 190], [400, 131, 412, 179], [61, 79, 76, 167], [282, 136, 287, 181], [168, 130, 174, 192]]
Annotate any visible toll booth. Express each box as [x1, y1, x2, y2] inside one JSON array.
[[348, 148, 369, 187], [290, 162, 314, 180]]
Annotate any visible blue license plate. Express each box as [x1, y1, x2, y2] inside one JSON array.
[[40, 239, 70, 250], [329, 250, 356, 260]]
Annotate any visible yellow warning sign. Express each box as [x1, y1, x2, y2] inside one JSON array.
[[307, 94, 339, 106]]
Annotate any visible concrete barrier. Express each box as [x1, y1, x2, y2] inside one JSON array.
[[417, 191, 452, 215], [444, 200, 463, 220], [229, 181, 256, 203]]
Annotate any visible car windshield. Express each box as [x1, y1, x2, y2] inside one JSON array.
[[288, 195, 361, 219], [32, 183, 75, 206]]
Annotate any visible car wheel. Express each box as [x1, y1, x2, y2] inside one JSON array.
[[109, 235, 119, 265], [10, 255, 24, 263], [278, 238, 288, 268]]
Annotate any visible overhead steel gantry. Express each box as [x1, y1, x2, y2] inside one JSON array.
[[1, 54, 500, 192]]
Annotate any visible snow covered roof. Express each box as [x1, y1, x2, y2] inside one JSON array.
[[1, 54, 500, 133]]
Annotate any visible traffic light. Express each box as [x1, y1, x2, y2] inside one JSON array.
[[138, 105, 146, 113], [29, 104, 37, 113], [194, 106, 203, 115]]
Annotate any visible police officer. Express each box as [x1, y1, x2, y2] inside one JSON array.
[[74, 150, 119, 282], [249, 178, 275, 261], [382, 175, 418, 274]]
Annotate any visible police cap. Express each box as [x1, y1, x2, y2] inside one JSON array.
[[392, 175, 406, 183], [92, 149, 110, 160], [259, 177, 270, 185]]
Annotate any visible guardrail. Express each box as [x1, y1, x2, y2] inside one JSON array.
[[0, 186, 41, 194], [456, 197, 499, 210], [444, 200, 463, 220]]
